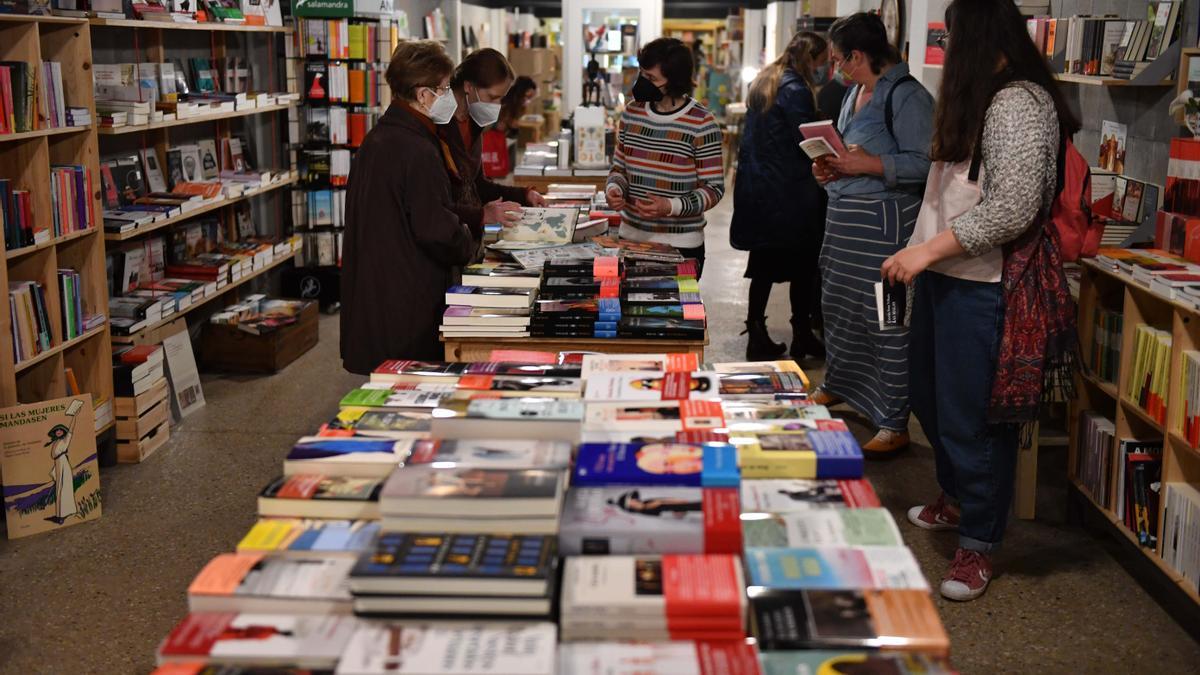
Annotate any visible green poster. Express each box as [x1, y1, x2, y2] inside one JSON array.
[[292, 0, 353, 18]]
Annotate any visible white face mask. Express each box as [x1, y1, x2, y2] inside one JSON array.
[[467, 86, 502, 127], [421, 86, 458, 124]]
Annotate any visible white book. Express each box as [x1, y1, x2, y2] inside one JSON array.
[[582, 372, 721, 402], [335, 623, 556, 675]]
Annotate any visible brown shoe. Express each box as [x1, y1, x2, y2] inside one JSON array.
[[811, 387, 843, 406], [862, 429, 909, 457]]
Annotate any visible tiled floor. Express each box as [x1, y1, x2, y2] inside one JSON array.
[[1, 198, 1197, 673]]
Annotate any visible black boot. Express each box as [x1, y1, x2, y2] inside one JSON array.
[[744, 318, 788, 361], [790, 327, 827, 361]]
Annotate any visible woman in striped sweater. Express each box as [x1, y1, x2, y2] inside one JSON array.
[[606, 38, 725, 275]]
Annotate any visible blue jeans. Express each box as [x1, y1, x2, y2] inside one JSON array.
[[909, 271, 1019, 552]]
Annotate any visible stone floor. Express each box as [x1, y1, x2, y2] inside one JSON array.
[[1, 198, 1198, 673]]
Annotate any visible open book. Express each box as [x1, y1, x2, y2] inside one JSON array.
[[799, 120, 848, 159]]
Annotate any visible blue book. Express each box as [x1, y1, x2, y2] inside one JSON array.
[[349, 532, 557, 596], [573, 440, 740, 488], [810, 430, 864, 478], [745, 546, 928, 590]]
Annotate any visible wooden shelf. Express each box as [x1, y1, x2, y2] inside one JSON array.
[[114, 252, 295, 341], [13, 323, 106, 374], [89, 18, 292, 33], [96, 102, 296, 136], [1120, 398, 1166, 432], [1055, 72, 1174, 87], [1167, 429, 1200, 461], [1082, 371, 1120, 400], [0, 14, 87, 25], [6, 226, 97, 260], [104, 174, 298, 242], [0, 124, 91, 144], [95, 419, 113, 435]]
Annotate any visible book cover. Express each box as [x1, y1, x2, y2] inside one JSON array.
[[560, 641, 761, 675], [581, 352, 700, 379], [559, 486, 741, 555], [584, 372, 721, 402], [718, 372, 808, 398], [745, 546, 930, 590], [156, 613, 356, 668], [740, 479, 882, 511], [335, 623, 557, 675], [1099, 120, 1127, 174], [760, 650, 954, 674], [186, 553, 353, 609], [573, 440, 740, 488], [349, 532, 556, 589], [236, 518, 380, 557], [582, 400, 726, 432], [259, 474, 382, 503], [561, 554, 746, 638], [196, 139, 220, 180], [750, 588, 950, 656], [501, 207, 578, 244], [284, 437, 418, 477], [740, 508, 903, 547], [406, 438, 572, 469], [380, 466, 563, 517], [734, 426, 865, 479], [454, 397, 585, 421], [0, 395, 100, 539]]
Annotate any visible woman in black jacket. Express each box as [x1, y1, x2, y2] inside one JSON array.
[[731, 31, 830, 361]]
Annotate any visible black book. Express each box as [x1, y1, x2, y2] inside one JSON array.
[[305, 62, 329, 102], [750, 588, 947, 653], [617, 317, 705, 340]]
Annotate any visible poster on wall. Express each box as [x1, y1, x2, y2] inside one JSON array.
[[1, 395, 101, 539]]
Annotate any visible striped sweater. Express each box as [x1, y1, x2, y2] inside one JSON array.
[[607, 99, 725, 248]]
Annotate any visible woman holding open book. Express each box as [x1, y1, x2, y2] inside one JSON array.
[[730, 31, 830, 362], [438, 49, 545, 234], [810, 13, 933, 456], [881, 0, 1078, 601], [341, 41, 480, 373]]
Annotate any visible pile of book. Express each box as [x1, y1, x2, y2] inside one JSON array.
[[111, 343, 171, 463], [1162, 482, 1200, 592], [1093, 248, 1200, 308], [532, 257, 706, 339], [1026, 2, 1182, 80], [440, 263, 541, 338], [1127, 323, 1172, 424], [149, 354, 954, 672], [210, 295, 307, 335]]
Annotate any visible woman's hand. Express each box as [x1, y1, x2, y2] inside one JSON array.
[[526, 189, 547, 207], [812, 157, 841, 185], [484, 198, 523, 226], [631, 195, 672, 219], [881, 244, 934, 285], [606, 187, 627, 211], [828, 145, 883, 178]]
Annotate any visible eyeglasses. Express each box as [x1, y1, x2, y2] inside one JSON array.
[[936, 33, 950, 49], [424, 84, 452, 94]]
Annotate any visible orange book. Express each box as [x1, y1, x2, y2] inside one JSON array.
[[347, 69, 366, 105], [186, 553, 264, 596]]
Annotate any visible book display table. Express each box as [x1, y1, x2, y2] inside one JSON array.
[[442, 332, 709, 363], [511, 175, 609, 194]]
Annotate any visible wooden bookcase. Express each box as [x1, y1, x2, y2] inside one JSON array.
[[1070, 260, 1200, 607], [90, 20, 298, 346], [0, 15, 114, 433]]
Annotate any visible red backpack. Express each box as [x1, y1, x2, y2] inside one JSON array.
[[1052, 135, 1104, 261]]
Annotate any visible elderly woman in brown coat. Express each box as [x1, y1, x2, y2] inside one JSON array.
[[340, 40, 479, 374]]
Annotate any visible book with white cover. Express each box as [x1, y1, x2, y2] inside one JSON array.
[[283, 437, 420, 477], [740, 508, 903, 547], [581, 353, 700, 380], [380, 466, 565, 519], [186, 554, 355, 614], [583, 372, 721, 402], [335, 622, 557, 675], [157, 614, 357, 668], [411, 438, 572, 469], [740, 478, 881, 512], [558, 641, 761, 675]]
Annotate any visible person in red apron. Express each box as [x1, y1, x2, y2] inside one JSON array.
[[882, 0, 1079, 601]]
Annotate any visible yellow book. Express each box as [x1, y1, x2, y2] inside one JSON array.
[[236, 519, 298, 553]]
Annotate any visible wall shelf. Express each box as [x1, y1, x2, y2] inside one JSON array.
[[0, 125, 91, 144], [6, 226, 97, 260], [1055, 72, 1174, 87], [96, 102, 296, 135], [13, 323, 106, 374], [104, 174, 299, 242], [89, 18, 292, 33]]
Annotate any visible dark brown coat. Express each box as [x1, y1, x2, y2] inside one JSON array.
[[438, 117, 531, 229], [340, 103, 481, 374]]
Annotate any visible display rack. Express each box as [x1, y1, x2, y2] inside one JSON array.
[[0, 16, 114, 435], [1070, 260, 1200, 609]]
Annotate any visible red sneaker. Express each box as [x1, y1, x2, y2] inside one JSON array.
[[940, 548, 993, 601], [906, 492, 960, 531]]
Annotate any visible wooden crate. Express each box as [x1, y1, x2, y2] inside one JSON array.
[[199, 301, 318, 374], [115, 392, 169, 441], [116, 418, 170, 464], [113, 378, 169, 419]]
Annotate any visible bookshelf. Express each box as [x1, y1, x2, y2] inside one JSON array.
[[0, 16, 114, 432], [95, 102, 298, 135], [1070, 260, 1200, 608], [89, 18, 293, 33]]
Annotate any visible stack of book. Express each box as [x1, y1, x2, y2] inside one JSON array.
[[440, 263, 540, 338], [1162, 482, 1200, 592], [112, 343, 171, 463], [150, 354, 954, 671], [531, 257, 706, 339]]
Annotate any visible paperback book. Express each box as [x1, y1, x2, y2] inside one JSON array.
[[740, 479, 882, 512], [573, 440, 740, 488], [559, 486, 742, 555], [740, 508, 903, 547]]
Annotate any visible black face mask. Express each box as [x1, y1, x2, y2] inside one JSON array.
[[631, 75, 665, 103]]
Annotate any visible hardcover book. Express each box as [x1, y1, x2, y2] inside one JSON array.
[[559, 486, 741, 555], [429, 398, 584, 441], [186, 553, 354, 613], [319, 407, 432, 438], [257, 474, 382, 519], [445, 285, 536, 308], [740, 479, 882, 512], [380, 466, 564, 519], [734, 425, 864, 479], [580, 352, 700, 379], [405, 438, 572, 470], [348, 532, 557, 596], [750, 588, 950, 656], [283, 437, 420, 477], [573, 440, 740, 488], [583, 372, 721, 402], [717, 371, 808, 399], [582, 400, 726, 432]]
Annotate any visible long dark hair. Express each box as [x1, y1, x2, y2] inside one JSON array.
[[933, 0, 1080, 162], [748, 31, 827, 112]]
